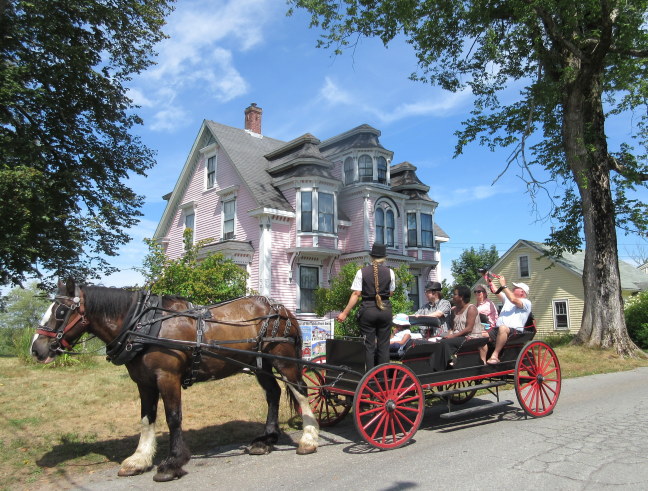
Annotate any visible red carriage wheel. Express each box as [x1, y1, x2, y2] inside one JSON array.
[[302, 366, 350, 427], [442, 379, 478, 405], [514, 341, 561, 417], [353, 363, 424, 449]]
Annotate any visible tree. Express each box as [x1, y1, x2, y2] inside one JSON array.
[[451, 245, 500, 288], [0, 0, 175, 288], [289, 0, 648, 356], [0, 281, 50, 330], [140, 233, 248, 305], [315, 262, 413, 337], [0, 281, 50, 357]]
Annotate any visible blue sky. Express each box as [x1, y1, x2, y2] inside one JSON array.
[[99, 0, 647, 287]]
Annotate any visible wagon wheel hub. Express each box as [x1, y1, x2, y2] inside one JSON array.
[[385, 399, 397, 413], [536, 374, 544, 383]]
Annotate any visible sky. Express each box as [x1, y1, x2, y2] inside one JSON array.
[[98, 0, 648, 288]]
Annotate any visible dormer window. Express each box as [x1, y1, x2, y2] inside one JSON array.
[[344, 157, 355, 184], [421, 213, 433, 247], [206, 156, 216, 189], [359, 154, 373, 182], [377, 156, 387, 184]]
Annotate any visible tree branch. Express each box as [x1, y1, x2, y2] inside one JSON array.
[[609, 156, 648, 181]]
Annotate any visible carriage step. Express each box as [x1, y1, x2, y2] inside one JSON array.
[[434, 380, 507, 398], [439, 400, 514, 419]]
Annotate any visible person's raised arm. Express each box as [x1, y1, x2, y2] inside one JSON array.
[[497, 274, 524, 308]]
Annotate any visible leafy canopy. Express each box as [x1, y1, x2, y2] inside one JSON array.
[[140, 232, 248, 305], [451, 244, 499, 287], [288, 0, 648, 252], [0, 0, 175, 287]]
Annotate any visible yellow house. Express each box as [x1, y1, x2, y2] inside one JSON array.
[[474, 240, 648, 337]]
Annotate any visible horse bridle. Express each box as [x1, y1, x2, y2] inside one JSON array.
[[36, 294, 89, 353]]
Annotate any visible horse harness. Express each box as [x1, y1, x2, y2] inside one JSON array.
[[92, 293, 297, 388], [36, 294, 89, 353]]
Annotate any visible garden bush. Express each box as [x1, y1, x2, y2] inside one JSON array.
[[625, 291, 648, 350]]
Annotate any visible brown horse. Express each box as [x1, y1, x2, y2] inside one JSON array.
[[31, 280, 318, 482]]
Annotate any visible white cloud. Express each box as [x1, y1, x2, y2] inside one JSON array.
[[436, 185, 511, 208], [150, 105, 191, 132], [318, 77, 470, 124], [132, 0, 276, 132]]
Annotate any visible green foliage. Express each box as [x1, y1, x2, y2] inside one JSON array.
[[451, 245, 499, 287], [140, 233, 248, 305], [0, 0, 175, 288], [314, 262, 413, 337], [0, 282, 51, 330], [625, 291, 648, 349]]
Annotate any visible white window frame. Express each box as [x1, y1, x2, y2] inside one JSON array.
[[200, 143, 218, 191], [180, 201, 197, 249], [215, 185, 239, 241], [222, 198, 236, 240], [553, 299, 570, 330], [518, 254, 530, 278], [297, 188, 337, 235]]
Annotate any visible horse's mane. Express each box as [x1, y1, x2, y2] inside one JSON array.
[[83, 286, 139, 318]]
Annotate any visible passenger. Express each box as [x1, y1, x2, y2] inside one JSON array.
[[389, 313, 412, 355], [337, 243, 395, 370], [485, 275, 532, 364], [473, 285, 498, 329], [410, 281, 451, 336], [442, 286, 487, 364]]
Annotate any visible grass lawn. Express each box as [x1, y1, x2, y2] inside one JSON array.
[[1, 346, 647, 490]]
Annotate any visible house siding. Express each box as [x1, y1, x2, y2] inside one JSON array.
[[155, 117, 449, 313]]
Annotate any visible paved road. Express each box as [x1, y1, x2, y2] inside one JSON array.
[[57, 367, 648, 490]]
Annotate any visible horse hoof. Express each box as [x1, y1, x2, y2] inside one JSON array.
[[153, 468, 187, 482], [247, 442, 272, 455], [118, 466, 150, 477], [296, 444, 317, 455]]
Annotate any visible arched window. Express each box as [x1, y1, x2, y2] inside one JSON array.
[[375, 208, 384, 244], [386, 209, 395, 246], [344, 157, 354, 184], [358, 154, 373, 181], [376, 156, 387, 184]]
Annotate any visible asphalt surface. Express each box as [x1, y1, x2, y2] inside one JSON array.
[[44, 367, 648, 490]]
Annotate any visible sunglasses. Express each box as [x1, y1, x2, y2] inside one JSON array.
[[474, 290, 486, 294]]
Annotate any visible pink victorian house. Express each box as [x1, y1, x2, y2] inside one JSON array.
[[153, 104, 449, 314]]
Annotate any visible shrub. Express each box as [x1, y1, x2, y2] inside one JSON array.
[[625, 291, 648, 349]]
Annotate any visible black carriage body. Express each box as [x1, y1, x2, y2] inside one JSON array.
[[305, 325, 561, 449]]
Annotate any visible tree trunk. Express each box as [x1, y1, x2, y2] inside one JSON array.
[[562, 60, 642, 357]]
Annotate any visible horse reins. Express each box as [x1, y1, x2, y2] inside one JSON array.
[[36, 295, 89, 352]]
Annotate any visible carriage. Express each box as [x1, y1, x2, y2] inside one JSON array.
[[301, 316, 561, 449], [31, 280, 560, 482]]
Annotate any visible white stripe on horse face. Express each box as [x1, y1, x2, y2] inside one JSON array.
[[39, 303, 54, 326], [31, 303, 55, 352]]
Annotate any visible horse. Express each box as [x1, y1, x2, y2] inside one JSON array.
[[31, 280, 318, 482]]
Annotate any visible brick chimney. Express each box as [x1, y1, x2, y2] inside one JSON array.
[[244, 103, 262, 134]]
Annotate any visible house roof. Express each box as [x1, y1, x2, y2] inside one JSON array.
[[205, 120, 292, 212], [500, 240, 648, 291]]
